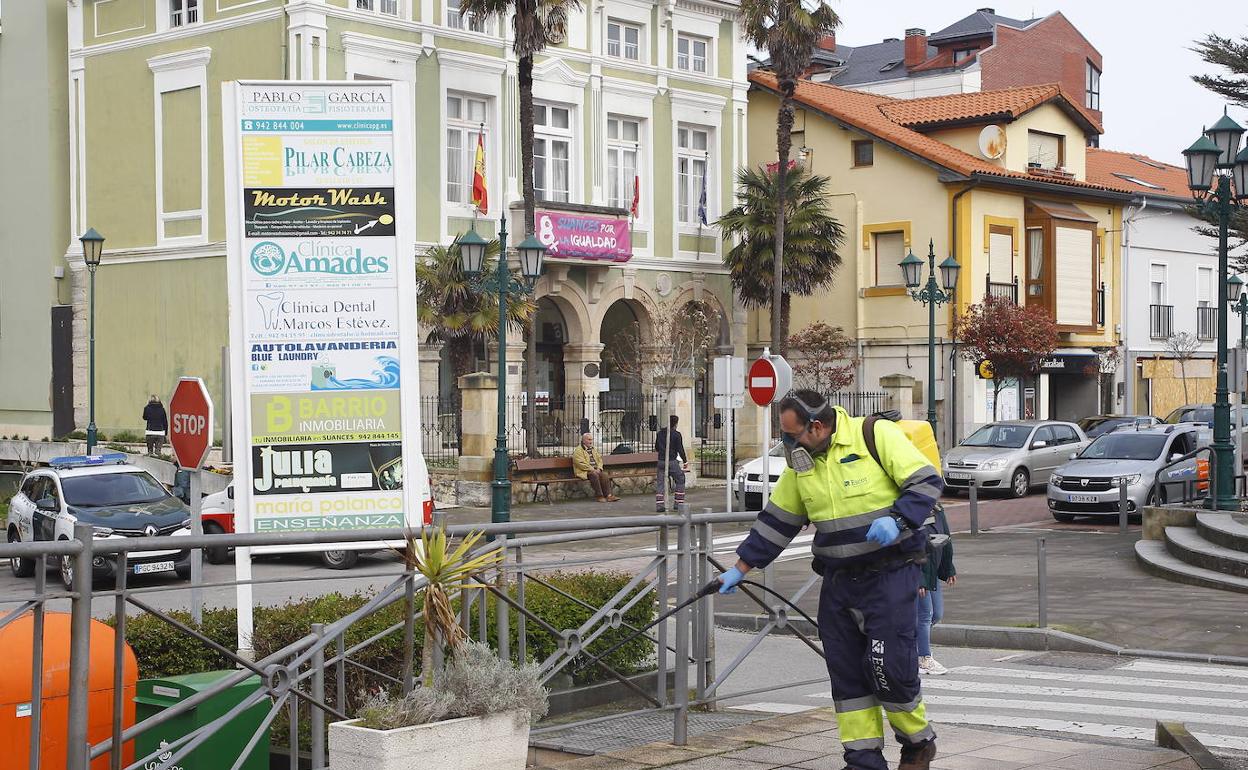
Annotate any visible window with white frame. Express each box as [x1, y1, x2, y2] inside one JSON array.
[[356, 0, 400, 16], [1198, 266, 1214, 307], [170, 0, 200, 28], [676, 34, 708, 74], [1150, 264, 1167, 305], [446, 0, 485, 32], [446, 94, 489, 205], [607, 21, 641, 61], [534, 103, 572, 203], [676, 125, 710, 225], [607, 117, 641, 212]]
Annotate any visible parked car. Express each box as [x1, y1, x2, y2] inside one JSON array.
[[942, 421, 1088, 498], [6, 453, 192, 588], [1047, 424, 1207, 521], [1076, 414, 1159, 438], [733, 443, 785, 511]]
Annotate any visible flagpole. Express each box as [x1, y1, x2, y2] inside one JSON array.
[[695, 150, 707, 262], [473, 121, 485, 228]]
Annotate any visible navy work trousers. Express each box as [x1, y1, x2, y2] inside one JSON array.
[[818, 560, 934, 770]]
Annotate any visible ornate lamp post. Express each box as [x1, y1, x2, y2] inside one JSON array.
[[78, 228, 105, 455], [901, 239, 960, 437], [458, 215, 545, 524], [1182, 110, 1248, 510]]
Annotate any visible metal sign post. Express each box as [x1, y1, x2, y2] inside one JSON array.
[[169, 376, 213, 626], [713, 356, 745, 513], [749, 349, 792, 512]]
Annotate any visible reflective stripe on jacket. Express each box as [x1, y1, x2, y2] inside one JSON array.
[[737, 406, 944, 573]]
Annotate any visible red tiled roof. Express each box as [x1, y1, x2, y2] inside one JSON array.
[[879, 83, 1102, 134], [1086, 148, 1194, 201], [748, 72, 1128, 196]]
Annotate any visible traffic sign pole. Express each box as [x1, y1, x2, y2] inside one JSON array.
[[169, 377, 213, 627]]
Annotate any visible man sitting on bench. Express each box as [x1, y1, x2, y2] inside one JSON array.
[[572, 433, 619, 503]]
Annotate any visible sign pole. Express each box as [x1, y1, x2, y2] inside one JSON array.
[[189, 469, 203, 626], [169, 376, 213, 627], [724, 405, 732, 514]]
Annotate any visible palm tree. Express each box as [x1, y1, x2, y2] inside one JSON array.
[[458, 0, 581, 455], [717, 165, 845, 349], [741, 0, 840, 355], [415, 238, 536, 384]]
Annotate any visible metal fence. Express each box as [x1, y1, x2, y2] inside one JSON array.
[[418, 394, 461, 468], [505, 392, 667, 458], [0, 508, 827, 770], [827, 390, 891, 416]]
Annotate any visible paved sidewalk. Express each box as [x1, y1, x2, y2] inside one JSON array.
[[534, 708, 1200, 769]]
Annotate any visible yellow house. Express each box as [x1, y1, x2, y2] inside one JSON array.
[[746, 73, 1134, 444]]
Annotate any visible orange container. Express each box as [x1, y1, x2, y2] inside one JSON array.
[[0, 611, 137, 769]]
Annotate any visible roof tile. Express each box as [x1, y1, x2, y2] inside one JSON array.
[[1086, 148, 1194, 201]]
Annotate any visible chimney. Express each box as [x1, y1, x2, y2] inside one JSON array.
[[904, 28, 927, 69], [977, 7, 995, 13], [817, 33, 836, 51]]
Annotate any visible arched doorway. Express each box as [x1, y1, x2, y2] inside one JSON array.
[[534, 298, 567, 403]]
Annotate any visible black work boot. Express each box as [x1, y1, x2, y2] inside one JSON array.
[[898, 740, 937, 770]]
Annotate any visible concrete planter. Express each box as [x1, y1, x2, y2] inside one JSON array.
[[329, 710, 530, 770]]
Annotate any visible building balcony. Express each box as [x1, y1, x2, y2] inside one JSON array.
[[1150, 304, 1174, 340], [1197, 305, 1217, 341], [985, 275, 1019, 304]]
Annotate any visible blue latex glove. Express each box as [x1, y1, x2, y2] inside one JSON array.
[[866, 516, 901, 547], [718, 566, 746, 594]]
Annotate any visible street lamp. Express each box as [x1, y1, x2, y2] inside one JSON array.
[[458, 215, 545, 525], [1182, 108, 1248, 510], [901, 239, 960, 436], [1229, 275, 1248, 408], [79, 228, 105, 455]]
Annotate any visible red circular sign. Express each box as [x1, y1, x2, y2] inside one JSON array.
[[169, 377, 214, 469], [748, 357, 778, 406]]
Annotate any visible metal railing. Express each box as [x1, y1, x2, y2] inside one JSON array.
[[1150, 304, 1174, 339], [985, 275, 1019, 304], [505, 392, 667, 457], [419, 393, 461, 467], [1, 507, 820, 770], [1197, 305, 1218, 341]]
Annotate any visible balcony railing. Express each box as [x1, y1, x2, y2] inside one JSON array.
[[1150, 304, 1174, 340], [985, 274, 1019, 304], [1197, 305, 1217, 341]]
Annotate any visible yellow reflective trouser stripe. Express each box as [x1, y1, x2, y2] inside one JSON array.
[[884, 698, 933, 742], [835, 705, 884, 750]]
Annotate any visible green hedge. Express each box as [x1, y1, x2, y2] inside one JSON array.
[[111, 571, 655, 746]]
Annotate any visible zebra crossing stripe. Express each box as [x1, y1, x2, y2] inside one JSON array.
[[944, 666, 1248, 695], [918, 677, 1248, 710], [1119, 659, 1248, 680], [920, 694, 1248, 729]]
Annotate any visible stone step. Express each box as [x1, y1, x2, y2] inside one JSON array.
[[1134, 540, 1248, 594], [1195, 511, 1248, 552], [1164, 525, 1248, 579]]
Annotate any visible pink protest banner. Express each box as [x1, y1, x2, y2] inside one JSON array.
[[535, 209, 632, 262]]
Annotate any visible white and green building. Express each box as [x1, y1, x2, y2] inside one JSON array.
[[52, 0, 747, 440]]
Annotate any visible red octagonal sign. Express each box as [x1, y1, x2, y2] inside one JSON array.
[[169, 377, 214, 470]]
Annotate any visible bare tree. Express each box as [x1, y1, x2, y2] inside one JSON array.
[[1164, 332, 1201, 403], [607, 300, 718, 507], [787, 321, 857, 394], [1089, 345, 1123, 413]]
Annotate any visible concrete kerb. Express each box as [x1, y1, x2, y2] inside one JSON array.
[[713, 612, 1248, 667]]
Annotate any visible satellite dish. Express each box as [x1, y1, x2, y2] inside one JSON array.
[[978, 125, 1006, 159]]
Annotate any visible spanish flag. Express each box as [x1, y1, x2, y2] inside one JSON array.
[[471, 131, 488, 214]]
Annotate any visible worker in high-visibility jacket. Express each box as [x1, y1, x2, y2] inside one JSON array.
[[719, 390, 944, 770]]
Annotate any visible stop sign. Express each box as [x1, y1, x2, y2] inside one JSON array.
[[169, 377, 214, 469]]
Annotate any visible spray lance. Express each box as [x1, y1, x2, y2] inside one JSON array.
[[572, 557, 823, 676]]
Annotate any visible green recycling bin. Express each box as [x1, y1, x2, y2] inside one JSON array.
[[135, 670, 270, 769]]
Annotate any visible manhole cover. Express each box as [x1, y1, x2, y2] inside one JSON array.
[[1014, 652, 1135, 671], [533, 710, 764, 754]]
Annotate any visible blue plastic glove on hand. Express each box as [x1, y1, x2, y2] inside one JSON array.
[[718, 566, 746, 594], [866, 516, 901, 546]]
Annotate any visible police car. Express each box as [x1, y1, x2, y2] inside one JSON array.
[[6, 453, 192, 588]]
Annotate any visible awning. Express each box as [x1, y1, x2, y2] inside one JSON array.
[[1027, 199, 1098, 223]]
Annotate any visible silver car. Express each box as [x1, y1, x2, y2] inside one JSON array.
[[942, 421, 1088, 498], [1047, 424, 1204, 521]]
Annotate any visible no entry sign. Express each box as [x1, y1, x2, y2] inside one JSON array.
[[748, 354, 792, 406], [169, 377, 214, 469]]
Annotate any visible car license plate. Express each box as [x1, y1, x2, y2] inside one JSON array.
[[1068, 494, 1099, 503], [946, 471, 971, 480], [134, 561, 174, 575]]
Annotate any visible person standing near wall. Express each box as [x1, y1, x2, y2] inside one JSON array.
[[142, 395, 168, 456], [654, 415, 688, 512]]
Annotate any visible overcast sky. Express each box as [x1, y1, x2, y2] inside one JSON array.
[[829, 1, 1248, 166]]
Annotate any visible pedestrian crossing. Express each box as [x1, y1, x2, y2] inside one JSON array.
[[734, 653, 1248, 753]]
